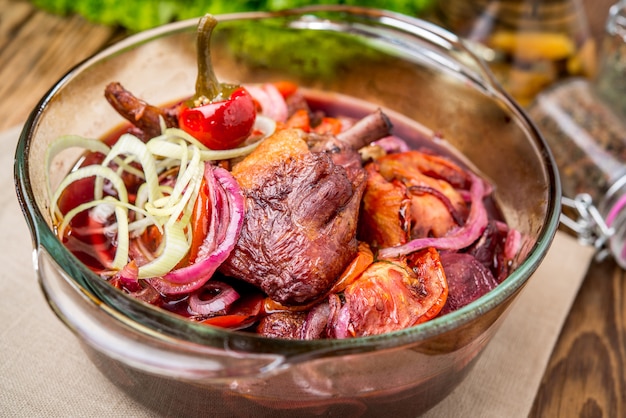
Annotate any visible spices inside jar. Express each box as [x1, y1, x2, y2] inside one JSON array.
[[432, 0, 596, 106], [595, 0, 626, 119], [529, 78, 626, 202]]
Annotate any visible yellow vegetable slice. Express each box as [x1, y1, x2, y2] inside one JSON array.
[[488, 30, 575, 62]]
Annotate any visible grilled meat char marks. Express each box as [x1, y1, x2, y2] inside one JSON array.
[[221, 110, 391, 306]]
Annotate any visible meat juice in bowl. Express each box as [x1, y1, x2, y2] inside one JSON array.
[[14, 6, 560, 417]]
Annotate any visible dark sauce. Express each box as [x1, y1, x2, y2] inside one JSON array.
[[58, 123, 149, 272]]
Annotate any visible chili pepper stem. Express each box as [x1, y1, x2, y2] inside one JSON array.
[[195, 14, 220, 102]]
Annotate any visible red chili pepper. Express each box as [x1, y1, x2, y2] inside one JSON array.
[[178, 87, 256, 150], [178, 15, 256, 150]]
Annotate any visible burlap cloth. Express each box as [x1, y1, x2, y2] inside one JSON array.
[[1, 124, 595, 416]]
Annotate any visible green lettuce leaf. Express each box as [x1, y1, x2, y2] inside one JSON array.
[[31, 0, 434, 32]]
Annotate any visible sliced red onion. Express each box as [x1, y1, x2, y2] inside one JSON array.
[[408, 184, 465, 226], [114, 261, 161, 303], [378, 173, 489, 258], [504, 228, 522, 261], [195, 163, 221, 259], [148, 273, 213, 296], [117, 261, 140, 291], [148, 164, 245, 295], [333, 302, 352, 340], [373, 135, 410, 154], [245, 83, 288, 123], [188, 281, 240, 316], [302, 300, 331, 340]]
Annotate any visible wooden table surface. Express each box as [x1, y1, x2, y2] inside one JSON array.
[[2, 0, 624, 416]]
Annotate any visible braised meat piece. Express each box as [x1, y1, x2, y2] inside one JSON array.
[[220, 111, 392, 306], [257, 311, 307, 339], [257, 300, 332, 339], [221, 132, 367, 305]]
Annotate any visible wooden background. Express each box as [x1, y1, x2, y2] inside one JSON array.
[[1, 0, 623, 416]]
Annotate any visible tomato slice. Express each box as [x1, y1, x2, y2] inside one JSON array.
[[188, 175, 210, 263], [406, 247, 449, 324], [330, 242, 374, 293], [335, 248, 448, 337], [313, 117, 342, 135], [284, 109, 311, 132]]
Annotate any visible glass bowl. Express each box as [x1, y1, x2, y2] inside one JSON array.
[[14, 6, 560, 417]]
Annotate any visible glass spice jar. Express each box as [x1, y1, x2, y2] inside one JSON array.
[[595, 0, 626, 118], [431, 0, 596, 106], [528, 2, 626, 267]]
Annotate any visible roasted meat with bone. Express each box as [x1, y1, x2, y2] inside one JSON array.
[[220, 110, 392, 305]]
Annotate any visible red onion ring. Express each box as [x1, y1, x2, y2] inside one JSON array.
[[504, 228, 522, 261], [373, 136, 410, 154], [245, 83, 288, 123], [408, 184, 465, 226], [117, 260, 140, 291], [302, 300, 331, 340], [115, 261, 161, 304], [378, 172, 489, 258], [195, 162, 221, 259], [333, 302, 352, 339], [148, 164, 245, 295], [188, 281, 240, 316]]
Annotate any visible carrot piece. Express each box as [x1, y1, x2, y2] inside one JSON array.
[[313, 117, 342, 135], [273, 80, 298, 98]]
